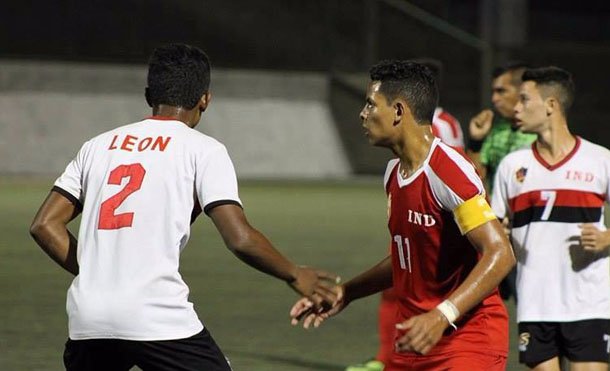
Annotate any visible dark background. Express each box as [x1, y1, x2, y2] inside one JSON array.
[[3, 0, 609, 173]]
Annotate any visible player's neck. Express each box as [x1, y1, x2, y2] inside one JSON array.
[[394, 125, 435, 178], [535, 117, 575, 164], [152, 105, 199, 128]]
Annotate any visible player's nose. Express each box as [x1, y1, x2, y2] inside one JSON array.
[[359, 108, 367, 121]]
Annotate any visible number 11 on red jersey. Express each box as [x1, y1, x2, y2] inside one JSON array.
[[393, 235, 412, 272]]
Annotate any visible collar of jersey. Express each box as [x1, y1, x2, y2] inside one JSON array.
[[396, 137, 440, 188], [532, 135, 581, 171]]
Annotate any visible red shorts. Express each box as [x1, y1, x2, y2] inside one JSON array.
[[386, 351, 507, 371]]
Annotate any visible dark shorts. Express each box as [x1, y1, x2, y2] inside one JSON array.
[[63, 328, 232, 371], [518, 319, 610, 366]]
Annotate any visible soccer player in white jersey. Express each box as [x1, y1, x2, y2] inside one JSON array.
[[29, 43, 338, 371], [491, 66, 610, 371]]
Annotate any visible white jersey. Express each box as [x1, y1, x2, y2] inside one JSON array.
[[54, 116, 242, 340], [491, 136, 610, 322]]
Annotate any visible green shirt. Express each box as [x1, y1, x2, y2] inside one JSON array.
[[480, 117, 536, 190]]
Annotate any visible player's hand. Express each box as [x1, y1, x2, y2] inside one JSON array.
[[394, 308, 450, 355], [469, 109, 494, 141], [288, 266, 340, 305], [289, 285, 347, 329], [579, 224, 610, 252]]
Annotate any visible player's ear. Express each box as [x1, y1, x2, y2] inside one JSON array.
[[545, 97, 556, 116], [394, 101, 404, 126], [144, 87, 152, 108], [199, 92, 212, 113]]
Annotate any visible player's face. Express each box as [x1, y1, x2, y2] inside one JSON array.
[[491, 72, 519, 119], [514, 81, 547, 134], [360, 81, 397, 147]]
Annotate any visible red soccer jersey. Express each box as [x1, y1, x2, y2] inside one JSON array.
[[384, 138, 508, 358]]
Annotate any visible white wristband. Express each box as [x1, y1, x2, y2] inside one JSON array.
[[436, 300, 459, 330]]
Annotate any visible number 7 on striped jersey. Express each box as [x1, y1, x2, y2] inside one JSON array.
[[393, 235, 412, 273], [540, 190, 557, 221]]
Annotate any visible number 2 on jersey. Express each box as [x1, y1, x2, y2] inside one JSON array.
[[98, 163, 146, 230], [393, 235, 412, 273]]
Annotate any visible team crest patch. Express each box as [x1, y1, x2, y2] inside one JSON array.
[[519, 332, 530, 352], [515, 167, 528, 183]]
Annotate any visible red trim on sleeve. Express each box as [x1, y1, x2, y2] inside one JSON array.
[[532, 136, 581, 170], [429, 146, 480, 201], [509, 189, 605, 213]]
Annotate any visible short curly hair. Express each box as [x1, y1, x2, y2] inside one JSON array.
[[146, 43, 211, 109], [369, 60, 438, 124]]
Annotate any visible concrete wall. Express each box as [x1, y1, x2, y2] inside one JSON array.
[[0, 61, 351, 178]]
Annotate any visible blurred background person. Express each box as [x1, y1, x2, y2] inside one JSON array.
[[467, 61, 537, 193], [467, 61, 537, 303]]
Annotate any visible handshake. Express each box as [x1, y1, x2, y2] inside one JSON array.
[[290, 283, 347, 329], [287, 264, 454, 356], [287, 266, 347, 329]]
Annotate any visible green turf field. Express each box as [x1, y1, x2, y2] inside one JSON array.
[[0, 177, 550, 370]]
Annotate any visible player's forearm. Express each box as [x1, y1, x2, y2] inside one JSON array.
[[228, 227, 297, 283], [446, 224, 515, 319], [29, 222, 79, 275], [343, 255, 393, 303]]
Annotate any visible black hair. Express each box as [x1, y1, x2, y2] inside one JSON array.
[[522, 66, 575, 114], [493, 61, 532, 87], [146, 43, 211, 109], [369, 60, 438, 124], [410, 58, 443, 87]]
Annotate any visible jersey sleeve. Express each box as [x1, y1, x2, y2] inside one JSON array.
[[490, 157, 510, 219], [428, 146, 496, 235], [195, 144, 243, 215], [53, 140, 91, 208]]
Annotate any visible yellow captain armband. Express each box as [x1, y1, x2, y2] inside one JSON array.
[[453, 195, 497, 235]]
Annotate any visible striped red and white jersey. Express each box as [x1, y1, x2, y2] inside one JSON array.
[[491, 136, 610, 322], [432, 107, 464, 150], [384, 138, 508, 356]]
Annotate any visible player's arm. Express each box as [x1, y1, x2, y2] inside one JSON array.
[[341, 254, 393, 303], [446, 217, 515, 317], [208, 204, 338, 303], [396, 196, 515, 355], [30, 190, 81, 275]]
